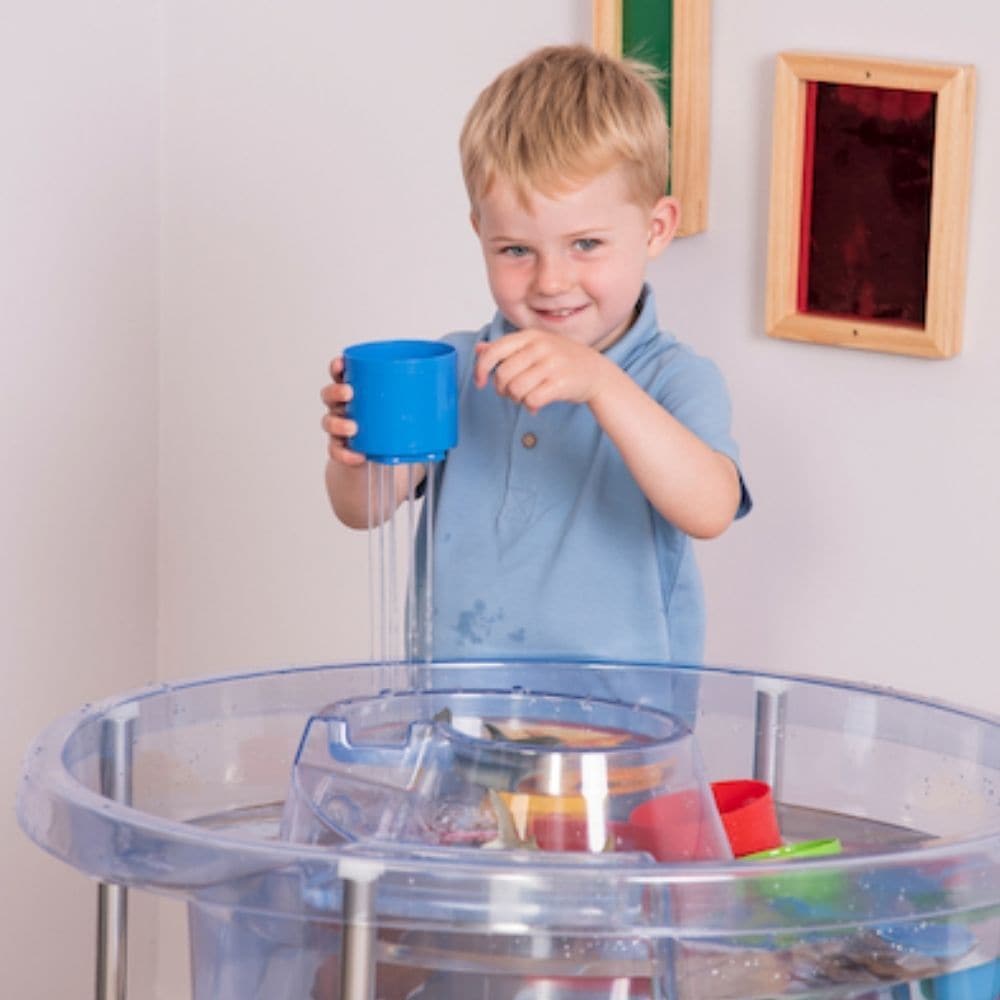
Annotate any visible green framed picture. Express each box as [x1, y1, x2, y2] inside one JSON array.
[[593, 0, 711, 236]]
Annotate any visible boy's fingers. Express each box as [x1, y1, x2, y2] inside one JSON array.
[[492, 338, 550, 396], [473, 345, 497, 386], [327, 440, 366, 467], [320, 382, 353, 408], [322, 412, 357, 437], [475, 334, 529, 386], [500, 362, 548, 405]]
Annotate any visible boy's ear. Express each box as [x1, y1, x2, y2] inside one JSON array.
[[469, 209, 481, 237], [646, 196, 680, 258]]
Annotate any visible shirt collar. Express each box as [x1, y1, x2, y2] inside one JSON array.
[[603, 283, 668, 367]]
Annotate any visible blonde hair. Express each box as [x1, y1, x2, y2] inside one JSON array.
[[459, 44, 669, 212]]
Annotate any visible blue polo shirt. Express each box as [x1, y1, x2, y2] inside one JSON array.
[[416, 286, 749, 706]]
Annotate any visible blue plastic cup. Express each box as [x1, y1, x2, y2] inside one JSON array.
[[343, 339, 458, 464]]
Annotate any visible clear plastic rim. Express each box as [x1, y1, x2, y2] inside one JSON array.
[[17, 658, 1000, 884]]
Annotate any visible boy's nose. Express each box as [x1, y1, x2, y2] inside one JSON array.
[[534, 254, 573, 295]]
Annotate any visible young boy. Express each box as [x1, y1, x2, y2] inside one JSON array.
[[322, 45, 750, 705]]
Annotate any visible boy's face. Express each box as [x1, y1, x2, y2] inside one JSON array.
[[472, 166, 678, 352]]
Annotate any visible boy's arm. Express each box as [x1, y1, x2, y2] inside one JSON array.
[[474, 330, 742, 539], [324, 458, 371, 529], [324, 452, 428, 530], [587, 365, 742, 539]]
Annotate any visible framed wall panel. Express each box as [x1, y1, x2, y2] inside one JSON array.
[[765, 52, 976, 358]]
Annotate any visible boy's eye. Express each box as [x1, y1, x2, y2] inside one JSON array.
[[574, 238, 601, 251], [500, 245, 530, 258]]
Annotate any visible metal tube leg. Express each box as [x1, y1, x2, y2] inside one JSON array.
[[752, 683, 787, 796], [95, 710, 135, 1000], [340, 874, 378, 1000], [95, 883, 127, 1000]]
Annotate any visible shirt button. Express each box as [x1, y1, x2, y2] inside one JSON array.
[[521, 431, 538, 449]]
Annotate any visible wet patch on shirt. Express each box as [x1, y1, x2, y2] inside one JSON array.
[[454, 600, 503, 645], [507, 627, 526, 643]]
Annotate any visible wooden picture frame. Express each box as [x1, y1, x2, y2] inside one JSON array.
[[593, 0, 711, 237], [765, 52, 976, 359]]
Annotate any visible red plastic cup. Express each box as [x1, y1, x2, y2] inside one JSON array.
[[627, 788, 731, 861], [530, 815, 641, 854], [711, 779, 781, 857]]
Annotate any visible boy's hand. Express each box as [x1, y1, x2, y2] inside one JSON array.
[[320, 357, 366, 467], [473, 330, 613, 414]]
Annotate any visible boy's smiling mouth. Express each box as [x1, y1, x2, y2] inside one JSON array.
[[534, 304, 588, 320]]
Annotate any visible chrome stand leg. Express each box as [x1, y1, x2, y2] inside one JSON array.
[[95, 710, 135, 1000], [95, 883, 128, 1000], [753, 682, 787, 796], [339, 865, 380, 1000]]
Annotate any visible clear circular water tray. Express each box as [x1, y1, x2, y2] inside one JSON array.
[[17, 659, 1000, 1000]]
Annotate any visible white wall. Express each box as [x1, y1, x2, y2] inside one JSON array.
[[2, 3, 160, 996], [6, 2, 999, 997], [691, 2, 1000, 710], [156, 1, 591, 680]]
